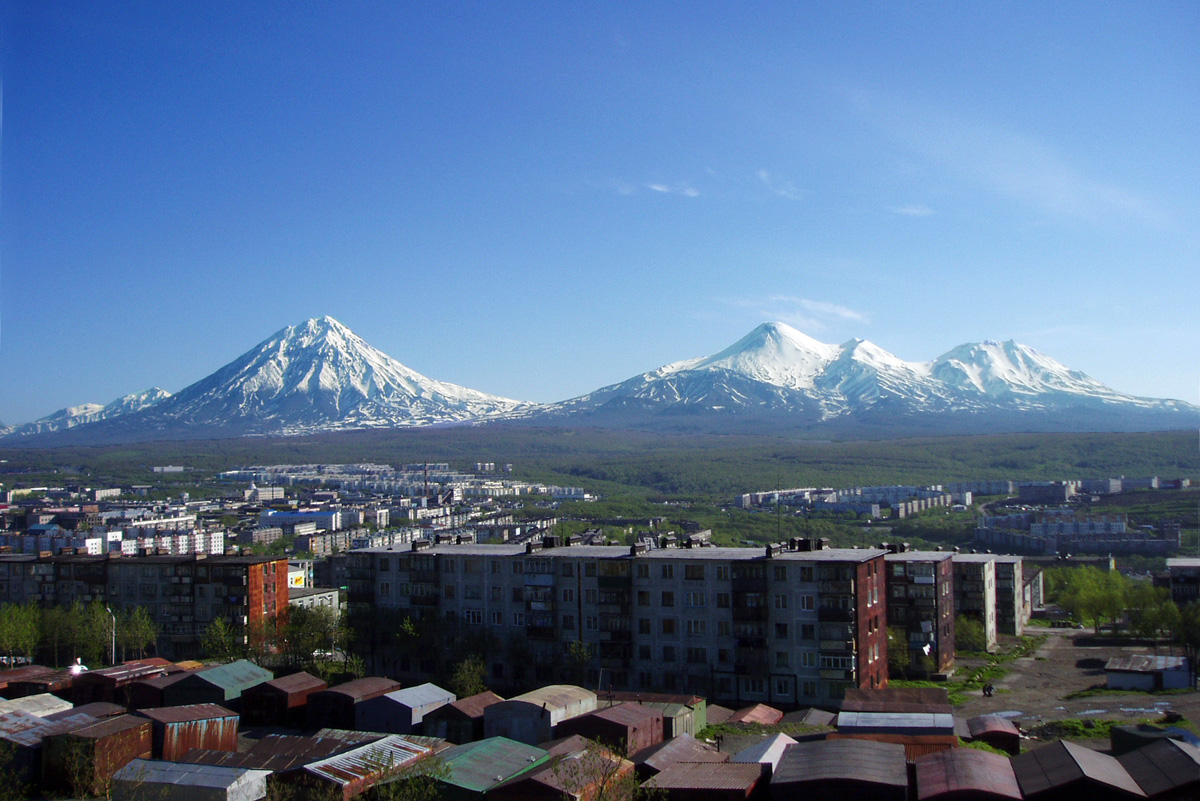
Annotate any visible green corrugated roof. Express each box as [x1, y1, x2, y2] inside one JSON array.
[[439, 736, 550, 793], [187, 660, 273, 698]]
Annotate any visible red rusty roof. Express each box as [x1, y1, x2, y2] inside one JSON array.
[[727, 703, 783, 726], [916, 747, 1023, 800], [136, 703, 238, 724], [439, 689, 504, 719]]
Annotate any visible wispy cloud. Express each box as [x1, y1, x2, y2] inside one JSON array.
[[645, 182, 699, 197], [725, 295, 869, 332], [858, 94, 1167, 228], [756, 169, 804, 200], [889, 204, 934, 217]]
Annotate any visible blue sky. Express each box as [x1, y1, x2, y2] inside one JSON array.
[[2, 2, 1197, 425]]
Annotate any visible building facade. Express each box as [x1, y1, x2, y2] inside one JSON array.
[[884, 550, 955, 674], [348, 539, 889, 707]]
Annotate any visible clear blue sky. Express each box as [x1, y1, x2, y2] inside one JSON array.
[[2, 2, 1197, 425]]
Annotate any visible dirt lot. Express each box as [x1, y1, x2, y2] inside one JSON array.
[[956, 627, 1198, 734]]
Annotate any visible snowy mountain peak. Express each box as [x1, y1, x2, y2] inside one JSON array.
[[675, 321, 839, 390]]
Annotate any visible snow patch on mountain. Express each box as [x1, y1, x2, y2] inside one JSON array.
[[0, 388, 172, 438]]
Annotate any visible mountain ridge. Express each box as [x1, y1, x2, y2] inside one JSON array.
[[2, 318, 1193, 444]]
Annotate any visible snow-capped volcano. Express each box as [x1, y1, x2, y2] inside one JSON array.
[[142, 316, 531, 435], [535, 322, 1195, 434], [2, 317, 531, 443]]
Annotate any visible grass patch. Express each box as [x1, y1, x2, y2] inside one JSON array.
[[697, 721, 831, 741], [1063, 685, 1198, 700], [893, 635, 1048, 707]]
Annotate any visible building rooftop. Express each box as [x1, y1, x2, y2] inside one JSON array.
[[1012, 740, 1146, 799], [915, 747, 1023, 801], [772, 739, 908, 788]]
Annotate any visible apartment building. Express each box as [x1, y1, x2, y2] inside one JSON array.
[[0, 553, 288, 659], [951, 555, 998, 652], [954, 553, 1026, 640], [348, 539, 888, 707], [884, 550, 955, 674]]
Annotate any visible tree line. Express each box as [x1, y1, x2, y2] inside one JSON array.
[[0, 601, 156, 668]]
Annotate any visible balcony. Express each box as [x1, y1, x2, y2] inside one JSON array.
[[731, 577, 767, 593], [732, 606, 768, 622], [819, 640, 855, 652], [526, 625, 557, 640], [819, 580, 854, 594], [597, 576, 631, 590], [599, 630, 632, 643], [411, 595, 439, 607], [817, 607, 854, 623]]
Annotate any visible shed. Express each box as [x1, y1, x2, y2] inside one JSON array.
[[0, 709, 98, 787], [726, 704, 783, 727], [5, 668, 77, 700], [963, 715, 1021, 755], [731, 732, 797, 774], [72, 660, 174, 705], [135, 703, 240, 760], [42, 714, 153, 797], [489, 737, 635, 801], [179, 733, 353, 772], [240, 671, 328, 728], [603, 691, 708, 735], [1112, 724, 1200, 756], [161, 660, 273, 708], [706, 705, 735, 726], [484, 684, 597, 745], [780, 707, 837, 728], [915, 747, 1024, 801], [827, 731, 961, 762], [47, 701, 127, 722], [356, 682, 455, 735], [129, 670, 195, 709], [306, 677, 402, 730], [0, 691, 74, 718], [424, 690, 504, 744], [631, 733, 729, 779], [1106, 655, 1191, 691], [434, 736, 551, 800], [844, 687, 954, 714], [1012, 739, 1147, 801], [771, 739, 910, 801], [837, 710, 958, 737], [555, 702, 665, 754], [111, 758, 271, 801], [1118, 738, 1200, 800], [0, 665, 54, 695], [643, 760, 765, 801], [272, 734, 432, 801]]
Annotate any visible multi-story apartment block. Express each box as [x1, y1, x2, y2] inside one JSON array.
[[0, 553, 288, 660], [954, 554, 1026, 638], [884, 550, 955, 674], [348, 539, 888, 707], [1165, 559, 1200, 608], [952, 555, 998, 652]]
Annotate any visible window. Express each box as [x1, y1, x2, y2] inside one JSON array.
[[639, 645, 651, 660], [684, 564, 704, 580], [686, 647, 707, 664], [443, 560, 456, 573], [684, 591, 706, 607], [639, 619, 651, 635], [513, 562, 523, 574], [775, 651, 789, 668], [773, 565, 787, 581], [637, 591, 650, 606], [445, 611, 457, 623], [745, 678, 765, 694], [491, 611, 503, 625], [491, 586, 502, 601], [686, 620, 706, 636], [512, 612, 525, 626], [512, 587, 524, 602], [585, 589, 597, 603], [661, 591, 675, 607], [775, 623, 788, 639], [663, 646, 676, 662], [585, 563, 596, 577], [718, 648, 730, 663], [718, 621, 731, 636], [562, 588, 575, 603], [379, 558, 390, 572], [801, 624, 816, 640], [716, 566, 730, 581], [464, 609, 483, 625], [380, 582, 391, 596], [801, 651, 817, 668], [661, 618, 677, 635], [661, 564, 674, 579], [800, 594, 814, 611], [585, 615, 598, 631], [801, 680, 817, 697], [799, 566, 814, 582], [444, 585, 455, 599], [774, 594, 788, 609], [562, 563, 573, 577], [491, 561, 502, 574], [716, 592, 731, 608], [775, 677, 792, 696], [562, 615, 575, 630], [465, 586, 482, 600], [637, 564, 650, 579]]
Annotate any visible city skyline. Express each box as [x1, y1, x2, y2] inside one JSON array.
[[2, 3, 1197, 425]]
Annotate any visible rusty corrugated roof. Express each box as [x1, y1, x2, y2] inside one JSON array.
[[1118, 738, 1200, 797], [258, 671, 327, 695], [302, 735, 431, 787], [68, 714, 150, 740], [915, 747, 1023, 800], [843, 687, 954, 715], [631, 733, 728, 774], [136, 703, 238, 724], [967, 715, 1021, 739], [727, 703, 783, 725], [773, 739, 909, 787], [46, 702, 126, 721], [441, 689, 504, 719], [319, 676, 402, 702], [1013, 740, 1146, 799], [645, 761, 763, 792]]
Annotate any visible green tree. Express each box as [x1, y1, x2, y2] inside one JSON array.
[[886, 626, 911, 678], [553, 739, 661, 801], [566, 640, 594, 686], [448, 655, 487, 698], [955, 615, 987, 653], [201, 617, 239, 663], [40, 606, 71, 667], [118, 607, 158, 661], [1175, 602, 1200, 687]]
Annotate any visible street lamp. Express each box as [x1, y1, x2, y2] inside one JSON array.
[[106, 607, 116, 666]]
